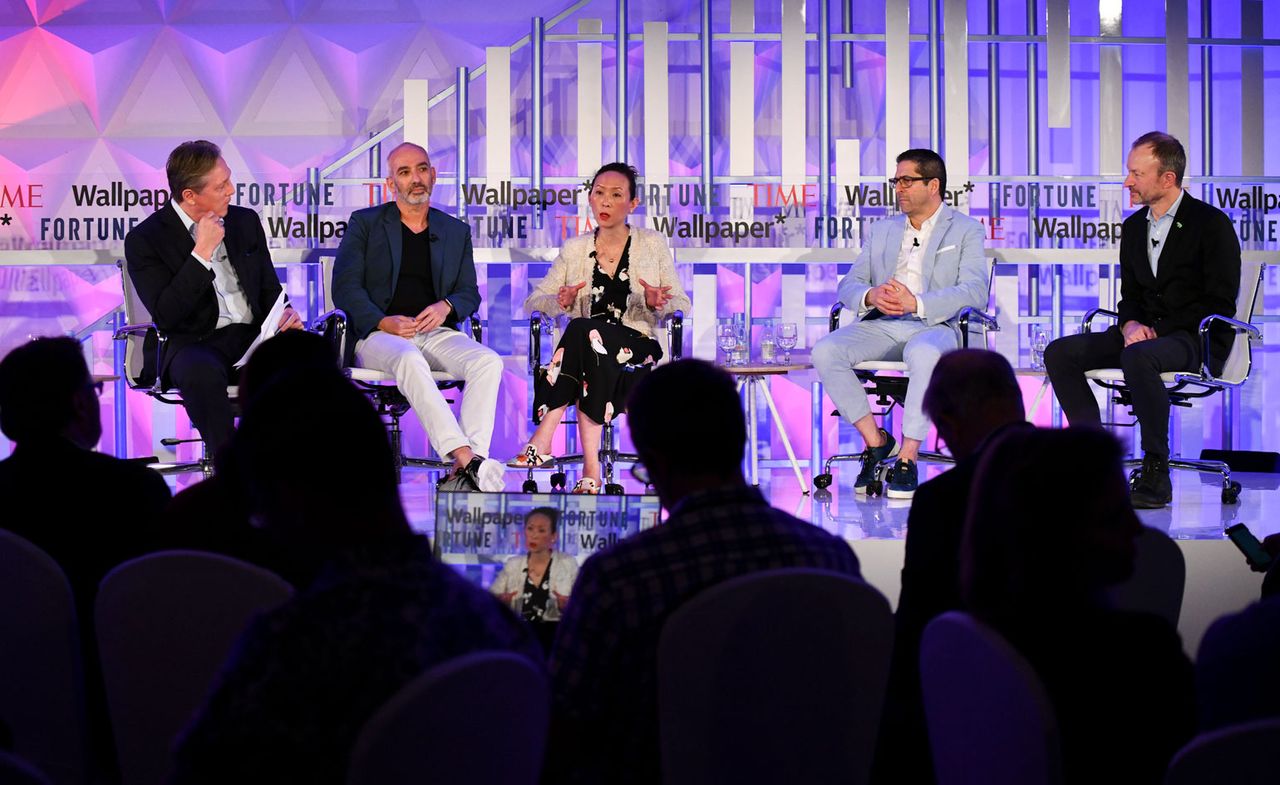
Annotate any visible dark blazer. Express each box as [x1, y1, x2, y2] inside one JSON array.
[[332, 203, 479, 366], [124, 203, 282, 382], [1117, 193, 1241, 365]]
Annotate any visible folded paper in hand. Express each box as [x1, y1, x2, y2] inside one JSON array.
[[234, 290, 287, 369]]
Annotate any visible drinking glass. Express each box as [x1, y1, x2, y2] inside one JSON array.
[[778, 322, 799, 364], [717, 323, 738, 365]]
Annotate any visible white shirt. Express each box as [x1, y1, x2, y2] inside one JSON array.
[[1147, 189, 1185, 278], [173, 201, 252, 329], [862, 202, 942, 319]]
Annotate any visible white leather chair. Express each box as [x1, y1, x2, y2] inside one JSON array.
[[95, 551, 292, 785], [347, 651, 548, 785], [0, 530, 88, 785], [657, 568, 892, 785], [1082, 261, 1266, 504], [920, 611, 1062, 785]]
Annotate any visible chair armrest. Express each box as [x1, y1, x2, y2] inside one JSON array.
[[1082, 307, 1118, 334], [829, 301, 844, 333], [112, 321, 158, 339], [309, 309, 347, 367], [464, 315, 483, 343], [663, 310, 684, 361], [957, 307, 999, 349], [1175, 313, 1265, 386]]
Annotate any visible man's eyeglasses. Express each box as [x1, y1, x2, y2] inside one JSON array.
[[630, 463, 651, 487], [888, 175, 933, 189]]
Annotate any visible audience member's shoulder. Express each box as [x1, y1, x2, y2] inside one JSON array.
[[1202, 595, 1280, 650], [87, 450, 169, 496]]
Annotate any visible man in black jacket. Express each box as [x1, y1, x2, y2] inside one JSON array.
[[873, 349, 1028, 784], [1044, 131, 1240, 508], [124, 140, 302, 454]]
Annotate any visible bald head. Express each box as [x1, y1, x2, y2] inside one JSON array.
[[923, 349, 1025, 460], [385, 143, 434, 208]]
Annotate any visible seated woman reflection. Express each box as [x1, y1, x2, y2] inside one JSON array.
[[492, 507, 580, 649], [513, 162, 691, 494]]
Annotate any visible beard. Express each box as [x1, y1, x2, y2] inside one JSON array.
[[399, 188, 430, 205]]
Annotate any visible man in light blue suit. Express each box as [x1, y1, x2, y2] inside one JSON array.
[[333, 142, 505, 492], [812, 149, 988, 499]]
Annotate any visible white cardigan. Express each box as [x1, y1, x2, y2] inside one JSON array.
[[523, 227, 692, 339], [490, 552, 580, 599]]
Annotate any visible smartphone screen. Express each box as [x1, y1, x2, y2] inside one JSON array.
[[1225, 523, 1274, 569]]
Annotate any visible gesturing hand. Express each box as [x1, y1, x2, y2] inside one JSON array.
[[558, 281, 587, 310], [639, 278, 673, 310]]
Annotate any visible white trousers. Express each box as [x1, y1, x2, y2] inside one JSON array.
[[355, 328, 503, 459]]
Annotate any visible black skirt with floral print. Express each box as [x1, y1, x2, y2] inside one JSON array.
[[533, 237, 664, 425]]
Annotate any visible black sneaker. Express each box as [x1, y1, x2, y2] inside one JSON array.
[[437, 460, 482, 493], [885, 459, 919, 500], [1130, 454, 1172, 509], [854, 430, 899, 495]]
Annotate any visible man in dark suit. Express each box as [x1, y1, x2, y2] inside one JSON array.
[[124, 140, 303, 455], [872, 349, 1027, 784], [1044, 131, 1240, 508], [332, 142, 505, 492]]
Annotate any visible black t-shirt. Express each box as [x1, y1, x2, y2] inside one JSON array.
[[386, 223, 439, 319]]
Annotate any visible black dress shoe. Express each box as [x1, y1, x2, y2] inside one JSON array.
[[1130, 453, 1172, 509]]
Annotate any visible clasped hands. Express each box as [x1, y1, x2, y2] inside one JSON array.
[[867, 279, 918, 316], [378, 300, 453, 338]]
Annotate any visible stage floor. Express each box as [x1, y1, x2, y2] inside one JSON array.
[[394, 462, 1280, 544]]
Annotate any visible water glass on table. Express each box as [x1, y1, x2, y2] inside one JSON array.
[[717, 322, 739, 366], [778, 322, 798, 364]]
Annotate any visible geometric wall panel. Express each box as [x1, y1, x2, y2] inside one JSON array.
[[231, 29, 348, 135], [105, 30, 227, 137]]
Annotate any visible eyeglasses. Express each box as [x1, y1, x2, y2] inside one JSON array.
[[888, 175, 933, 189], [630, 463, 651, 486]]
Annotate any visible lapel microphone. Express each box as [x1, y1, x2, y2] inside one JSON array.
[[429, 232, 439, 242], [912, 237, 920, 248], [1151, 238, 1160, 248]]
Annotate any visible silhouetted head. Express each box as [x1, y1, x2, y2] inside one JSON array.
[[228, 368, 407, 556], [0, 337, 102, 449], [627, 359, 746, 509], [922, 349, 1025, 461], [961, 427, 1141, 623]]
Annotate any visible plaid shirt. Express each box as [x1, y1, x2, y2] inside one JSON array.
[[548, 484, 862, 785]]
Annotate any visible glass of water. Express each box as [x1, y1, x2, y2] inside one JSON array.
[[1030, 325, 1050, 370], [778, 322, 799, 364], [717, 322, 738, 365]]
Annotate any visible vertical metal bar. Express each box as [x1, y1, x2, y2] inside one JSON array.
[[943, 0, 969, 212], [812, 379, 823, 487], [1025, 0, 1038, 244], [113, 310, 128, 458], [819, 0, 831, 248], [1166, 0, 1191, 150], [532, 17, 545, 231], [456, 66, 468, 221], [305, 167, 320, 249], [987, 0, 999, 223], [701, 0, 713, 202], [616, 0, 628, 162], [1045, 0, 1070, 127], [928, 0, 941, 148], [841, 0, 853, 89]]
